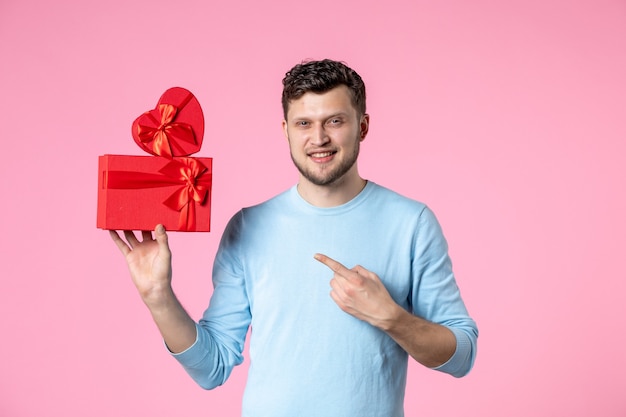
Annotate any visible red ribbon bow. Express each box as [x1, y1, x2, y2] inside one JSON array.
[[135, 104, 196, 158], [160, 158, 210, 231]]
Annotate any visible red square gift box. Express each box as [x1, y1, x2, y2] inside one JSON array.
[[97, 87, 212, 232]]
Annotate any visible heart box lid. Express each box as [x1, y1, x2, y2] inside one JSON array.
[[131, 87, 205, 158]]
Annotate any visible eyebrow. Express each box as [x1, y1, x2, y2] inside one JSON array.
[[292, 112, 349, 121], [326, 112, 349, 119]]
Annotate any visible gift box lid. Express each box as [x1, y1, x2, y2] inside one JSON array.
[[131, 87, 205, 158]]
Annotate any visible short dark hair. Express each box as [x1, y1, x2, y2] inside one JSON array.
[[281, 59, 366, 119]]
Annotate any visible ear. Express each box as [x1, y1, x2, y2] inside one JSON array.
[[282, 119, 289, 140], [359, 114, 370, 142]]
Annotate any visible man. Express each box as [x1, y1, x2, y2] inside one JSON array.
[[110, 59, 478, 416]]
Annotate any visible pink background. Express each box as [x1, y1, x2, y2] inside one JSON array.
[[1, 0, 625, 415]]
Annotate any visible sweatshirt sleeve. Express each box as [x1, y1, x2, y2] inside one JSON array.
[[171, 211, 251, 389], [412, 206, 478, 378]]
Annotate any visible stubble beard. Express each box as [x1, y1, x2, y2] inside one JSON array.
[[290, 138, 361, 187]]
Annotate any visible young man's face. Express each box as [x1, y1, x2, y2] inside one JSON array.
[[282, 85, 369, 187]]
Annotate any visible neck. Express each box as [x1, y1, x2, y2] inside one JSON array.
[[297, 171, 367, 208]]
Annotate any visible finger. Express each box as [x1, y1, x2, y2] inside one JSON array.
[[329, 276, 344, 291], [124, 230, 139, 247], [329, 284, 354, 315], [329, 287, 347, 310], [109, 230, 131, 256], [352, 265, 369, 276], [141, 230, 153, 242], [154, 224, 171, 254], [314, 253, 351, 276]]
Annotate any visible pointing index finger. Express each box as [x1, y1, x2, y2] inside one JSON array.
[[314, 253, 350, 275]]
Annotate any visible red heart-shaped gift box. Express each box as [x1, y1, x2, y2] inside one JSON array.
[[131, 87, 205, 158]]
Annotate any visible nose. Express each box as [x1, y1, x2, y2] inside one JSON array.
[[310, 124, 330, 146]]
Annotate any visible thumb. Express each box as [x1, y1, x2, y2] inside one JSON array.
[[352, 265, 366, 274], [155, 224, 170, 252], [352, 265, 375, 280]]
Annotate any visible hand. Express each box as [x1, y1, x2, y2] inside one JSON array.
[[109, 225, 198, 353], [315, 253, 458, 368], [109, 224, 173, 306], [314, 253, 400, 330]]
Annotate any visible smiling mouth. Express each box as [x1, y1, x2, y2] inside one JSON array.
[[309, 151, 336, 158]]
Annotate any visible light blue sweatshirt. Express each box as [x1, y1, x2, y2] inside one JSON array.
[[173, 181, 478, 416]]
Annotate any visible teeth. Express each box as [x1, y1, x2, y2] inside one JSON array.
[[311, 152, 332, 157]]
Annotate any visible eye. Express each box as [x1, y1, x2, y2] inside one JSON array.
[[296, 120, 309, 127], [327, 118, 343, 125]]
